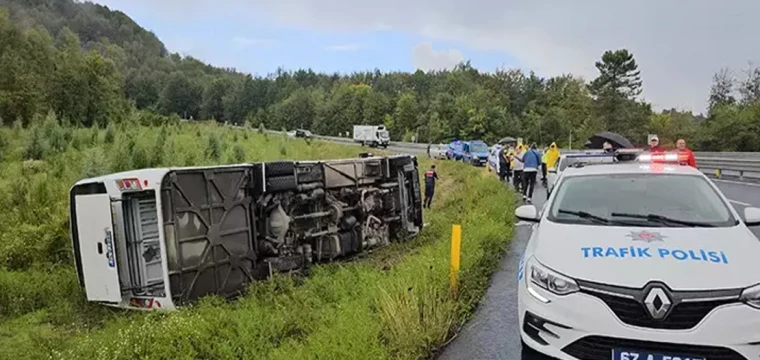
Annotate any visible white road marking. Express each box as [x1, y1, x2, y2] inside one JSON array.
[[712, 178, 760, 187], [729, 199, 753, 207]]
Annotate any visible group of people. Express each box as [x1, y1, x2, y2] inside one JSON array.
[[647, 135, 698, 167], [496, 142, 560, 203], [422, 136, 697, 209]]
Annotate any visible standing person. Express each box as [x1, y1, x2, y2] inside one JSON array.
[[541, 145, 549, 184], [504, 146, 514, 183], [423, 164, 439, 209], [512, 144, 524, 192], [676, 138, 697, 167], [498, 146, 509, 182], [517, 143, 542, 203], [426, 143, 431, 158], [545, 142, 560, 170], [603, 141, 613, 153], [648, 136, 664, 152]]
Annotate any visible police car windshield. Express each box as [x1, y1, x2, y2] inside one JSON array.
[[548, 174, 737, 227], [470, 143, 488, 152]]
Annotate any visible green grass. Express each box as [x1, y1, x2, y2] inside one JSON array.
[[0, 116, 516, 360]]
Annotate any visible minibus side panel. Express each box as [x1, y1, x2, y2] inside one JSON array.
[[161, 166, 257, 306]]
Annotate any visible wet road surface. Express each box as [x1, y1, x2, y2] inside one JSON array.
[[437, 177, 760, 360]]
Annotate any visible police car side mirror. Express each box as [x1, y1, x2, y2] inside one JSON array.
[[515, 205, 540, 223], [744, 207, 760, 226]]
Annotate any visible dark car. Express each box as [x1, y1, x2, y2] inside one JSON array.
[[290, 129, 312, 138]]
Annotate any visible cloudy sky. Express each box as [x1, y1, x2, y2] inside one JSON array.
[[92, 0, 760, 114]]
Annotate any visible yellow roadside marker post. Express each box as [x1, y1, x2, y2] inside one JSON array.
[[450, 224, 462, 297]]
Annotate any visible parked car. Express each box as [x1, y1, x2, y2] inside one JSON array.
[[446, 140, 465, 160], [462, 140, 489, 166], [428, 143, 448, 159], [287, 129, 312, 138]]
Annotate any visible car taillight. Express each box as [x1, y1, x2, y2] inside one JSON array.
[[116, 178, 142, 191], [129, 297, 162, 309]]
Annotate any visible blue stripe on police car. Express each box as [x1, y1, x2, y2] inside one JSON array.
[[517, 252, 526, 281]]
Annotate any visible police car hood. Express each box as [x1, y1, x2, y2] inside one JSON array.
[[533, 222, 760, 289]]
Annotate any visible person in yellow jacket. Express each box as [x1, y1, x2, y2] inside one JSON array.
[[511, 144, 522, 168], [545, 142, 560, 170]]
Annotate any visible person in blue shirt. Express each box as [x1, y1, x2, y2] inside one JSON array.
[[516, 143, 542, 203]]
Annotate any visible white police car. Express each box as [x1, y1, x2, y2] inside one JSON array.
[[516, 152, 760, 360]]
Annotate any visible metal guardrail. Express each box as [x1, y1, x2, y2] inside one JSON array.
[[240, 127, 760, 181], [693, 158, 760, 181]]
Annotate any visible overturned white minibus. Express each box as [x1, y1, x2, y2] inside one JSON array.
[[69, 154, 424, 310]]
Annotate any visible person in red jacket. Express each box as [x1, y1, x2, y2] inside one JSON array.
[[676, 138, 697, 167], [648, 135, 664, 152]]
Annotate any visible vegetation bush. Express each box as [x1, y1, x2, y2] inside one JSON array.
[[0, 120, 516, 360]]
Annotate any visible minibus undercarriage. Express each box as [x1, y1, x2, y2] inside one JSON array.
[[69, 155, 423, 308]]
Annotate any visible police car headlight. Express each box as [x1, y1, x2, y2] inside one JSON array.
[[740, 283, 760, 309], [528, 257, 579, 296]]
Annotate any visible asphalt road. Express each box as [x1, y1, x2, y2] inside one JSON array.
[[436, 176, 760, 360]]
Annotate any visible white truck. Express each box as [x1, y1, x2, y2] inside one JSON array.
[[69, 154, 423, 310], [353, 125, 390, 148]]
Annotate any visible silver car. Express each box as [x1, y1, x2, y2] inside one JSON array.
[[428, 143, 448, 159]]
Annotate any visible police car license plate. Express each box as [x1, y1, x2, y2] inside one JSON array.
[[612, 349, 706, 360]]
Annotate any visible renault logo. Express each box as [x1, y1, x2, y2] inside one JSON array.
[[643, 287, 672, 320]]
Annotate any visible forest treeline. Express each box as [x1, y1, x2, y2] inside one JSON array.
[[1, 0, 759, 151]]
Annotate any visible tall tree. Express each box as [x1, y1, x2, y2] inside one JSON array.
[[738, 63, 760, 105], [589, 49, 648, 142], [708, 67, 736, 114], [589, 49, 643, 99]]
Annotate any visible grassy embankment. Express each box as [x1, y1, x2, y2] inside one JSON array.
[[0, 116, 516, 360]]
